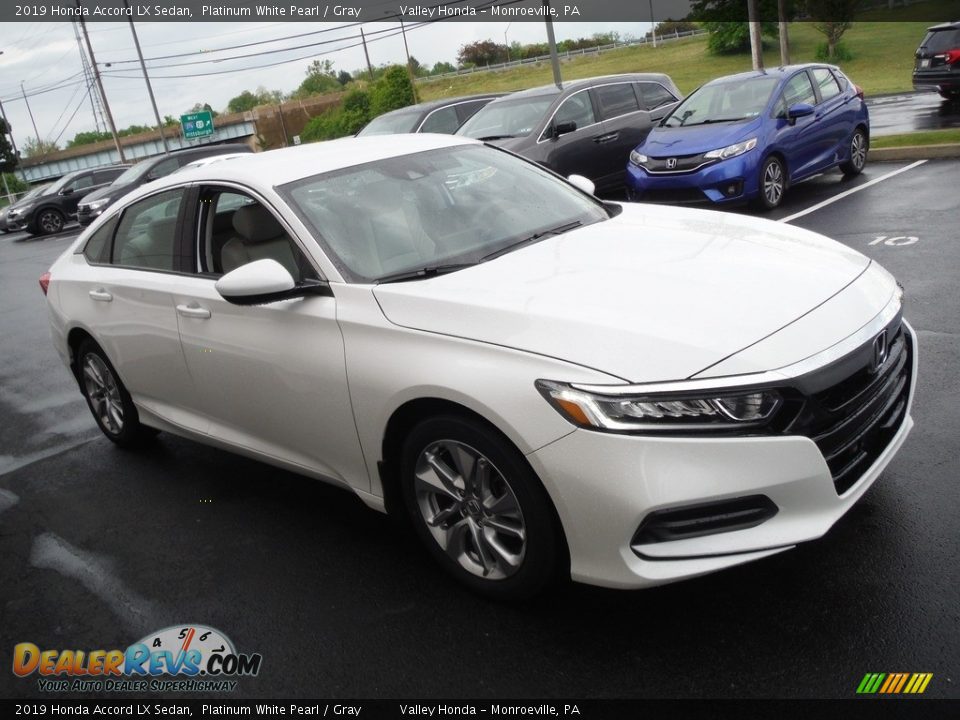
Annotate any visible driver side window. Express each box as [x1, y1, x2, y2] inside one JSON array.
[[548, 92, 596, 136], [782, 72, 817, 110]]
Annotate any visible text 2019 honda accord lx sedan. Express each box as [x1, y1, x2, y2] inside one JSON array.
[[42, 134, 916, 598]]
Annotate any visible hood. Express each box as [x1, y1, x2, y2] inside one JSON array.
[[80, 182, 131, 205], [483, 136, 531, 152], [641, 119, 762, 156], [373, 204, 871, 383]]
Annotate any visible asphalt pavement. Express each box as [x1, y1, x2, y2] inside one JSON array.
[[1, 161, 958, 700], [868, 91, 960, 137]]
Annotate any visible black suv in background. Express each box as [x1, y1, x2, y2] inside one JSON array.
[[77, 143, 252, 226], [356, 94, 505, 136], [6, 165, 129, 235], [913, 21, 960, 98]]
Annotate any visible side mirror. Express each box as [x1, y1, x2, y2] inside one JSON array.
[[567, 174, 596, 196], [60, 187, 74, 196], [553, 121, 577, 138], [215, 259, 330, 305], [787, 103, 815, 122]]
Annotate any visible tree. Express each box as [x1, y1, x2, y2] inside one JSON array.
[[301, 88, 372, 142], [0, 118, 18, 173], [22, 137, 59, 158], [187, 103, 220, 118], [457, 40, 509, 67], [337, 70, 353, 86], [369, 65, 415, 116], [227, 88, 285, 113], [691, 0, 782, 53], [805, 0, 863, 59], [292, 60, 342, 99], [431, 61, 456, 76]]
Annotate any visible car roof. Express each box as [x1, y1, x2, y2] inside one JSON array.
[[703, 64, 840, 85], [375, 94, 507, 118], [151, 133, 480, 190], [925, 21, 960, 31], [487, 73, 675, 102]]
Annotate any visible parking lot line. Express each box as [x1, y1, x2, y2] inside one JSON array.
[[779, 160, 927, 224]]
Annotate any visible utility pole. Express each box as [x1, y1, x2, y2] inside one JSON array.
[[77, 5, 126, 162], [20, 82, 41, 143], [778, 0, 790, 66], [398, 17, 418, 103], [648, 0, 657, 48], [0, 98, 27, 182], [124, 0, 169, 154], [360, 28, 374, 81], [543, 0, 562, 89], [72, 20, 104, 133], [747, 0, 764, 71]]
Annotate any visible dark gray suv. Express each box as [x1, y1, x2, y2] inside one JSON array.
[[77, 143, 252, 226], [457, 74, 681, 195]]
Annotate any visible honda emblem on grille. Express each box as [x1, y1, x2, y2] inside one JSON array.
[[872, 330, 888, 373], [666, 158, 678, 169]]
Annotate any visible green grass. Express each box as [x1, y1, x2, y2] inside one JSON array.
[[872, 128, 960, 148], [417, 19, 934, 101]]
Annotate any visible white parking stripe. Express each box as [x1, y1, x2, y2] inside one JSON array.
[[779, 160, 927, 224]]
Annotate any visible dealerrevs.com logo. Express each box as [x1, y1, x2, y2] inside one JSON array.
[[13, 624, 262, 693]]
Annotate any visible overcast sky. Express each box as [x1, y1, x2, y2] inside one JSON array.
[[0, 20, 653, 151]]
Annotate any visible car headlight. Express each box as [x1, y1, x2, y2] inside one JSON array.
[[9, 203, 31, 216], [629, 150, 648, 166], [704, 138, 758, 160], [536, 379, 782, 432], [85, 197, 111, 211]]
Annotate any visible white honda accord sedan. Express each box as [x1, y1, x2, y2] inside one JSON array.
[[42, 134, 916, 598]]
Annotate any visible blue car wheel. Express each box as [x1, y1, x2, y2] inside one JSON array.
[[756, 156, 786, 210], [840, 128, 868, 177]]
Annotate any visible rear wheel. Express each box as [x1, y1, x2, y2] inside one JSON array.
[[35, 209, 65, 235], [400, 415, 562, 599], [77, 339, 157, 447], [939, 90, 960, 100], [755, 156, 786, 210], [840, 128, 868, 176]]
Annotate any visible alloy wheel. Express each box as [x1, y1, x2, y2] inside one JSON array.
[[414, 439, 526, 580], [38, 210, 63, 235], [763, 161, 784, 207], [850, 132, 867, 171], [82, 353, 125, 435]]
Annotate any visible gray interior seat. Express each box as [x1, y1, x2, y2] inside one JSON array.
[[220, 204, 299, 278], [120, 216, 178, 270]]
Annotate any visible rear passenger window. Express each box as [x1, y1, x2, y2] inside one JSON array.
[[594, 83, 640, 119], [812, 68, 841, 102], [82, 215, 119, 264], [148, 157, 180, 180], [111, 190, 184, 271], [638, 82, 677, 111], [420, 106, 461, 134]]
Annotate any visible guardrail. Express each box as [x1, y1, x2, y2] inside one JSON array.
[[420, 29, 707, 83]]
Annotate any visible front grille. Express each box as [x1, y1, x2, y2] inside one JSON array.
[[789, 320, 913, 495], [640, 153, 717, 174]]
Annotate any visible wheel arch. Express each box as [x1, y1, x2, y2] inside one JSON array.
[[377, 396, 571, 574]]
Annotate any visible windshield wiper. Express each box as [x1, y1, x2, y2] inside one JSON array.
[[685, 118, 744, 126], [477, 134, 517, 141], [374, 263, 475, 285], [480, 220, 583, 262]]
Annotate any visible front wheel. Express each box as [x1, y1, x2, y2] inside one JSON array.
[[34, 209, 65, 235], [840, 128, 868, 176], [77, 339, 157, 447], [755, 156, 786, 210], [400, 415, 562, 599]]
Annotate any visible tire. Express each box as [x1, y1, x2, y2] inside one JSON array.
[[34, 208, 65, 235], [77, 339, 157, 447], [939, 90, 960, 100], [840, 128, 868, 177], [755, 156, 786, 210], [399, 415, 562, 599]]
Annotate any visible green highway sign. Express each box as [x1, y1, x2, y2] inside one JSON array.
[[180, 111, 214, 139]]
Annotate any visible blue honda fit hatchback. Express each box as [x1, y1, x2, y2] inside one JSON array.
[[625, 64, 869, 210]]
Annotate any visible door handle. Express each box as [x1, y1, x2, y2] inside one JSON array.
[[88, 288, 112, 302], [593, 133, 619, 144], [176, 303, 211, 319]]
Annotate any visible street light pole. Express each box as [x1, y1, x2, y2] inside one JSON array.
[[77, 6, 126, 162], [124, 0, 169, 154], [543, 0, 562, 89], [504, 22, 512, 62], [648, 0, 657, 48], [398, 16, 419, 103]]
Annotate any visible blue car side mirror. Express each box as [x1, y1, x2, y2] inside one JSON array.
[[787, 103, 815, 121]]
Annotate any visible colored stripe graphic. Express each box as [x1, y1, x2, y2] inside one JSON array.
[[857, 672, 932, 694]]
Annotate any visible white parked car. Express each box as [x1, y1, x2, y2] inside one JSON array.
[[41, 135, 916, 598]]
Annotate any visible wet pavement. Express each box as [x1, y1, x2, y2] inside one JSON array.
[[868, 90, 960, 137]]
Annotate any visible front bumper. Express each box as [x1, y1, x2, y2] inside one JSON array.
[[625, 151, 761, 205], [76, 205, 102, 226], [6, 213, 28, 232], [527, 321, 918, 589]]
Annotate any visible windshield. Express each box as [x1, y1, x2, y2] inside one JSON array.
[[357, 111, 421, 136], [110, 160, 156, 186], [457, 95, 557, 139], [281, 145, 608, 283], [663, 77, 780, 127], [920, 28, 960, 52]]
